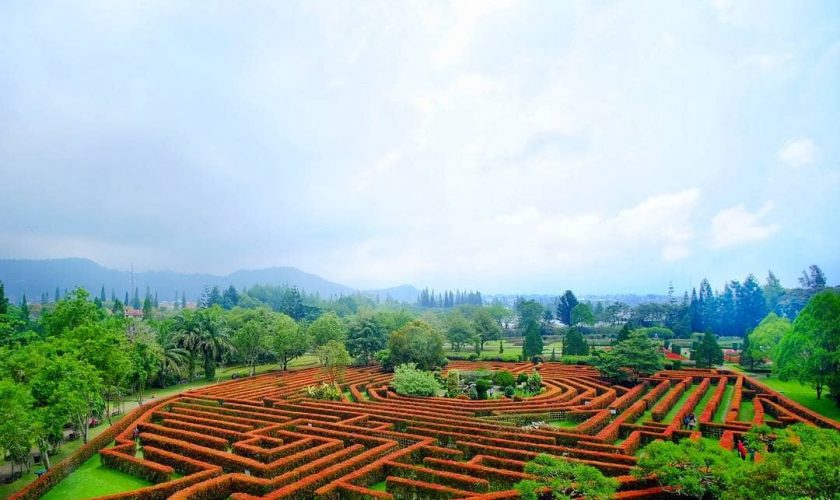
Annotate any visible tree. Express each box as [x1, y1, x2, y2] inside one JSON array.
[[523, 321, 544, 358], [112, 298, 125, 318], [487, 302, 514, 332], [221, 285, 239, 310], [516, 300, 544, 329], [745, 313, 791, 366], [635, 439, 745, 499], [594, 331, 663, 383], [0, 281, 9, 315], [315, 340, 351, 383], [515, 453, 618, 500], [695, 332, 724, 368], [556, 290, 579, 326], [19, 294, 30, 323], [142, 296, 153, 320], [570, 303, 595, 328], [736, 274, 766, 335], [563, 328, 589, 356], [0, 380, 35, 475], [346, 315, 387, 365], [31, 356, 103, 444], [231, 310, 272, 376], [775, 289, 840, 403], [763, 270, 785, 314], [445, 312, 475, 352], [173, 307, 232, 380], [272, 313, 310, 370], [798, 264, 827, 290], [41, 288, 100, 337], [308, 312, 346, 347], [387, 320, 446, 371], [126, 324, 163, 404], [473, 308, 502, 352]]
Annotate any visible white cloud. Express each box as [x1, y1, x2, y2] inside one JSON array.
[[710, 203, 779, 249], [777, 138, 817, 169]]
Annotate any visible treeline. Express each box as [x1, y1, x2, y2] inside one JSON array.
[[416, 288, 483, 308]]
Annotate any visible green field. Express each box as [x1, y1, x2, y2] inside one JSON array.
[[40, 453, 152, 500]]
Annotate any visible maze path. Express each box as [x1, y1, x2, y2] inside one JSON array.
[[79, 363, 839, 499]]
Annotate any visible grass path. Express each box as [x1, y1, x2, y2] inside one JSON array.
[[714, 385, 735, 423], [40, 454, 151, 500]]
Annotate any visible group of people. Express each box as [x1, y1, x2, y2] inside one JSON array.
[[681, 413, 697, 429]]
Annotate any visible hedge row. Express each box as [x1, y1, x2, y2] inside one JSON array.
[[100, 448, 174, 483], [700, 377, 728, 424], [651, 382, 686, 422]]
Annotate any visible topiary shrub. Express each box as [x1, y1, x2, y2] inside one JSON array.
[[504, 386, 515, 398], [494, 370, 516, 388], [517, 372, 529, 384], [475, 379, 492, 400]]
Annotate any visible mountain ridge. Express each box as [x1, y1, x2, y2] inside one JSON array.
[[0, 257, 386, 302]]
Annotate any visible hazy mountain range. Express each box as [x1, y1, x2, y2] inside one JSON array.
[[0, 258, 420, 303]]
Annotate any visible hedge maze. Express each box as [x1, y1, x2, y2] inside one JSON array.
[[27, 362, 840, 499]]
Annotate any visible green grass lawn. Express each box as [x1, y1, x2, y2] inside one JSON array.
[[739, 401, 755, 422], [662, 384, 700, 423], [692, 383, 717, 419], [40, 454, 152, 500], [370, 481, 388, 491], [724, 364, 840, 422], [714, 385, 735, 423], [548, 420, 578, 429]]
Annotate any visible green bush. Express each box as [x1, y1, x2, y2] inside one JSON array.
[[392, 363, 442, 397], [475, 379, 492, 400], [504, 386, 515, 398], [304, 382, 342, 400], [517, 372, 529, 384], [494, 370, 516, 388]]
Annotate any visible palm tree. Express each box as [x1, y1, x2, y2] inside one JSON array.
[[156, 326, 189, 384], [172, 308, 233, 380]]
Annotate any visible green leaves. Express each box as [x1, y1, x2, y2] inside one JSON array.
[[515, 453, 618, 500]]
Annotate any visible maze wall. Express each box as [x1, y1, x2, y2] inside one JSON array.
[[77, 362, 840, 499]]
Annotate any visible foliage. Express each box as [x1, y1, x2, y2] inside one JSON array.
[[229, 308, 273, 376], [387, 320, 447, 371], [346, 315, 387, 365], [475, 378, 492, 399], [444, 312, 476, 351], [563, 328, 589, 356], [391, 363, 442, 397], [307, 311, 346, 347], [493, 370, 516, 388], [570, 303, 595, 328], [315, 340, 351, 383], [594, 331, 663, 383], [745, 313, 791, 365], [304, 382, 342, 401], [515, 453, 618, 500], [555, 291, 579, 327], [635, 439, 745, 499], [695, 332, 724, 368], [523, 321, 544, 358], [271, 312, 310, 370], [526, 370, 542, 393], [472, 308, 502, 351], [0, 379, 35, 473], [775, 289, 840, 403]]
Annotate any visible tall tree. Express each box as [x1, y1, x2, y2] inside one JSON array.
[[563, 328, 589, 356], [445, 312, 475, 351], [231, 310, 272, 376], [570, 303, 595, 328], [473, 308, 502, 352], [763, 270, 785, 314], [775, 290, 840, 403], [736, 274, 767, 335], [387, 320, 446, 370], [798, 264, 827, 290], [315, 340, 351, 383], [523, 321, 544, 358], [308, 311, 346, 347], [594, 331, 663, 383], [556, 290, 579, 326], [746, 313, 791, 366], [100, 285, 106, 303]]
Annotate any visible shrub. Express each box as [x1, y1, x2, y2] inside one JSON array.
[[493, 370, 516, 388], [527, 370, 542, 392], [304, 383, 342, 401], [531, 355, 544, 364], [475, 379, 492, 400], [392, 363, 442, 397], [515, 453, 619, 500], [504, 386, 515, 398], [517, 373, 529, 384]]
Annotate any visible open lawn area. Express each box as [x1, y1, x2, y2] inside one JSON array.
[[40, 454, 152, 500], [725, 364, 840, 422]]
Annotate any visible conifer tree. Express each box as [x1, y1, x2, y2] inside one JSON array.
[[100, 285, 106, 303]]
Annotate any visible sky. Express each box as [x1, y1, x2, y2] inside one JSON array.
[[1, 0, 838, 295]]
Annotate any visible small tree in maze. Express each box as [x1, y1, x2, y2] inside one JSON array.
[[594, 330, 663, 383], [316, 340, 351, 383], [515, 453, 618, 500]]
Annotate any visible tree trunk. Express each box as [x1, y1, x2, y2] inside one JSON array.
[[37, 441, 51, 470], [816, 383, 822, 399], [250, 361, 256, 377]]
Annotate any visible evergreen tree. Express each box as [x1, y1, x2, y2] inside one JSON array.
[[55, 286, 60, 303], [523, 322, 544, 358], [19, 294, 29, 322], [222, 285, 239, 310], [111, 289, 116, 302], [763, 270, 785, 314], [124, 291, 129, 306], [556, 290, 579, 326], [695, 332, 724, 368], [112, 298, 125, 317], [132, 287, 141, 309], [564, 328, 589, 356], [154, 291, 159, 308], [698, 279, 715, 332], [100, 285, 106, 303], [689, 288, 702, 332], [181, 293, 187, 309], [798, 264, 827, 290], [142, 296, 153, 320], [736, 274, 767, 335], [717, 283, 737, 335], [0, 281, 7, 314]]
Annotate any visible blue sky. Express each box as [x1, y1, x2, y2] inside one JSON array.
[[0, 0, 838, 294]]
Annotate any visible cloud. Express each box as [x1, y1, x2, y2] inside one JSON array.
[[710, 203, 779, 249], [777, 138, 817, 169]]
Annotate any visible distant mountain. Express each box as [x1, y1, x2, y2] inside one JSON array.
[[0, 258, 355, 302], [361, 284, 420, 303]]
